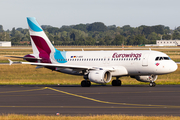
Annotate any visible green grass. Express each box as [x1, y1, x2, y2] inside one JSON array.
[[0, 114, 179, 120], [0, 64, 179, 85]]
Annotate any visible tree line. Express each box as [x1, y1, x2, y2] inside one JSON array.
[[0, 22, 180, 45]]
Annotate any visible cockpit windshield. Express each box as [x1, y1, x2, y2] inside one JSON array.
[[155, 57, 171, 61]]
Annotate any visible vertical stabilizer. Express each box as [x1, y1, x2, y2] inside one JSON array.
[[27, 17, 55, 63]]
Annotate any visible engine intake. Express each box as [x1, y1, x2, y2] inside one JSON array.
[[88, 70, 112, 84]]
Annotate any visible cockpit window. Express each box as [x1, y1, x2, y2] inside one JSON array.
[[164, 57, 171, 60], [155, 57, 159, 61], [159, 57, 163, 60], [155, 57, 171, 61]]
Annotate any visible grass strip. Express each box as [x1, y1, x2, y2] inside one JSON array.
[[0, 64, 179, 85], [0, 114, 179, 120]]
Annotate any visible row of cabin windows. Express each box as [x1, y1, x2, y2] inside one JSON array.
[[56, 58, 141, 62]]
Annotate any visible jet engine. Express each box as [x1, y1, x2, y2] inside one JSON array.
[[131, 75, 158, 82], [88, 70, 112, 84]]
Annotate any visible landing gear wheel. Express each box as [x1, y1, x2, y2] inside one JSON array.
[[149, 82, 156, 87], [87, 81, 91, 87], [112, 80, 121, 86], [81, 80, 91, 87]]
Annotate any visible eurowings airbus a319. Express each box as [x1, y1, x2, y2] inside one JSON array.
[[8, 17, 178, 87]]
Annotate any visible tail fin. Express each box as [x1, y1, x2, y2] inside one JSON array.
[[27, 17, 67, 64], [27, 17, 55, 63]]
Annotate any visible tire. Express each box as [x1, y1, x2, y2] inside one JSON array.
[[152, 82, 156, 87], [112, 80, 116, 86], [149, 82, 156, 87], [87, 81, 91, 87], [81, 80, 91, 87], [117, 80, 121, 86], [112, 80, 121, 86], [81, 80, 86, 87]]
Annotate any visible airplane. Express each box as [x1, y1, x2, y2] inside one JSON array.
[[8, 17, 178, 87]]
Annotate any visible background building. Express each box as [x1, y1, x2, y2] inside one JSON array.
[[156, 40, 180, 46], [0, 41, 11, 47], [145, 40, 180, 46]]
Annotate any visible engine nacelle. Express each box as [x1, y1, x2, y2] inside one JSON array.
[[88, 70, 112, 84], [131, 75, 158, 82]]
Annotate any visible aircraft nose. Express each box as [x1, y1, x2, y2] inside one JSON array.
[[169, 62, 178, 72]]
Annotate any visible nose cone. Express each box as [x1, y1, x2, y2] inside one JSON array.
[[169, 61, 178, 73]]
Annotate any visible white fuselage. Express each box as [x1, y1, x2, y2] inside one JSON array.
[[52, 50, 177, 76]]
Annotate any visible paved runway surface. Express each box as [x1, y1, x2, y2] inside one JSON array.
[[0, 85, 180, 116]]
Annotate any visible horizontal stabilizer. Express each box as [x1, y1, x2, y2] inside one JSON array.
[[8, 59, 21, 65], [5, 56, 41, 60]]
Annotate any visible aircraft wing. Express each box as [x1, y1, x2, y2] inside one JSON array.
[[21, 62, 94, 70], [20, 62, 118, 72]]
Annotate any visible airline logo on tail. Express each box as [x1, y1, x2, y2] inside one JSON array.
[[27, 17, 67, 64]]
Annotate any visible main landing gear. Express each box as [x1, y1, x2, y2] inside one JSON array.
[[149, 81, 156, 87], [112, 77, 121, 86], [81, 80, 91, 87]]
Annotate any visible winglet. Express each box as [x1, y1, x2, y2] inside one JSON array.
[[8, 59, 13, 65]]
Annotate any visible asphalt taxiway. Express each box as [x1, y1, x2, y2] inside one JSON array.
[[0, 85, 179, 116]]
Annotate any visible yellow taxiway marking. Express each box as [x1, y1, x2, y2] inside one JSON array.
[[0, 87, 46, 94], [46, 87, 180, 109], [76, 90, 180, 95]]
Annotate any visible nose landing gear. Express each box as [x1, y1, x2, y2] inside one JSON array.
[[149, 81, 156, 87]]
